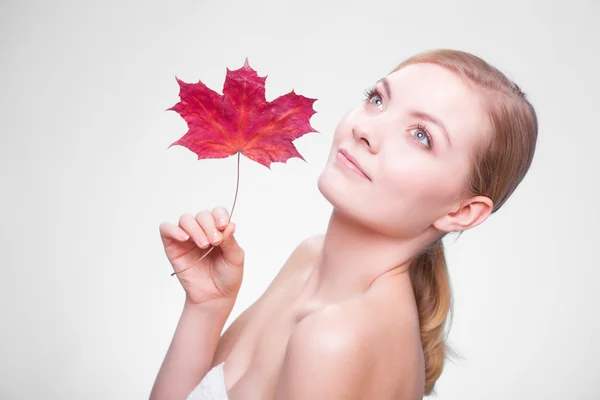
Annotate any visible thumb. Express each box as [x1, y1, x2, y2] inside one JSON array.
[[219, 223, 244, 267]]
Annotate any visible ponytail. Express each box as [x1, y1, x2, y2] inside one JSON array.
[[409, 239, 458, 396]]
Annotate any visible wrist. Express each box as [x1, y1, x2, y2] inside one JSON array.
[[184, 296, 236, 318]]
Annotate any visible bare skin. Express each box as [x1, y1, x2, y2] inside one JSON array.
[[212, 233, 424, 400]]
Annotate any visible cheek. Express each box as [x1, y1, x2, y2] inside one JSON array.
[[333, 113, 354, 141], [378, 154, 459, 211], [370, 166, 455, 237]]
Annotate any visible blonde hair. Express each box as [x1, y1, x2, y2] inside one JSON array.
[[393, 49, 538, 396]]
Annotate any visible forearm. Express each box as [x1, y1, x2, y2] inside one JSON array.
[[150, 298, 235, 400]]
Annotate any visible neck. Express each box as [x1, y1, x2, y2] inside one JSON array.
[[300, 208, 427, 305]]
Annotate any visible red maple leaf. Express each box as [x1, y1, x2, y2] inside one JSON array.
[[167, 59, 318, 169]]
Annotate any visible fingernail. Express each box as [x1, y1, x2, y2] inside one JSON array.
[[213, 230, 222, 242], [218, 217, 226, 228], [180, 234, 190, 241]]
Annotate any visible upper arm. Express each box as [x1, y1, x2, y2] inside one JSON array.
[[274, 308, 376, 400]]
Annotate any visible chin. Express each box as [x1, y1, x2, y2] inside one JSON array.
[[316, 154, 348, 206], [317, 164, 374, 226], [316, 167, 335, 204]]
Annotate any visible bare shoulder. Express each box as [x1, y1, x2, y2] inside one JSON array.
[[275, 296, 424, 399], [291, 234, 324, 260], [212, 235, 323, 365], [289, 233, 324, 261]]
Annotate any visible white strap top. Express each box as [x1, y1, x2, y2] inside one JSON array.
[[186, 362, 229, 400]]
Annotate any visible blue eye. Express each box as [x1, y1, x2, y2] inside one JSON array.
[[410, 124, 433, 150], [369, 95, 383, 107]]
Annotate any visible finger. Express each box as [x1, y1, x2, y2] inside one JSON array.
[[159, 222, 190, 242], [179, 213, 210, 249], [195, 210, 222, 246], [211, 206, 230, 230], [219, 222, 244, 267]]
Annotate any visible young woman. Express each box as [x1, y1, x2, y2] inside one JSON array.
[[150, 49, 538, 400]]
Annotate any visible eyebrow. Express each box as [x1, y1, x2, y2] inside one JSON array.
[[377, 77, 452, 147], [378, 78, 392, 100]]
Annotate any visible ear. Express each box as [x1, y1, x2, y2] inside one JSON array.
[[433, 195, 493, 233]]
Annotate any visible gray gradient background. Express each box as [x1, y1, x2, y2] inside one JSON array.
[[1, 0, 599, 399]]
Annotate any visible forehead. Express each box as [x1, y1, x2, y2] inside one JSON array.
[[386, 63, 489, 148]]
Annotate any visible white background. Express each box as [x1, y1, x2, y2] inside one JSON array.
[[1, 0, 599, 399]]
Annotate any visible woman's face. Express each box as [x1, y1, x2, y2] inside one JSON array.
[[317, 63, 491, 238]]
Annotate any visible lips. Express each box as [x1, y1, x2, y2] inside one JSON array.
[[338, 148, 370, 180]]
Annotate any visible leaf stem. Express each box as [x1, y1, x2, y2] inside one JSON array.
[[171, 152, 241, 276]]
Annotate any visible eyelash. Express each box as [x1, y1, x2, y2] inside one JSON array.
[[363, 86, 381, 105], [362, 86, 434, 151]]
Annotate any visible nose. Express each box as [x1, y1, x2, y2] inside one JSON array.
[[352, 120, 379, 153]]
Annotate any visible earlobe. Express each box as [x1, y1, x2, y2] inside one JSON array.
[[433, 196, 494, 233]]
